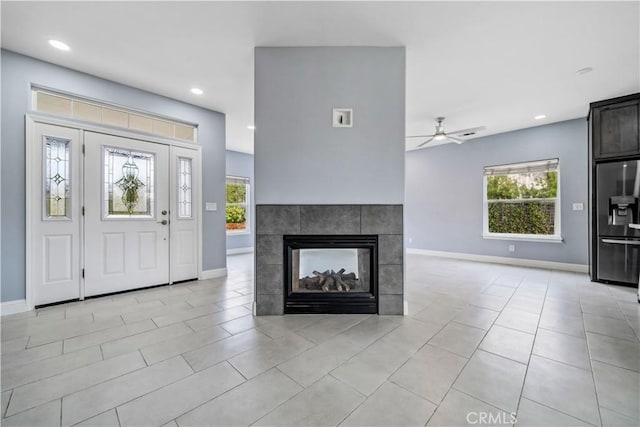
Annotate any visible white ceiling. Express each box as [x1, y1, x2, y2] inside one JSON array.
[[2, 1, 639, 154]]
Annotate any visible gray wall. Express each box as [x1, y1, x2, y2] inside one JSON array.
[[254, 47, 405, 205], [1, 50, 227, 302], [405, 118, 589, 265], [226, 150, 255, 250]]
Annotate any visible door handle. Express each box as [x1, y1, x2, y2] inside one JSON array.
[[158, 220, 168, 226], [601, 239, 640, 245]]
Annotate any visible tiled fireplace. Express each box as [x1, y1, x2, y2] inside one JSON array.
[[255, 204, 403, 315]]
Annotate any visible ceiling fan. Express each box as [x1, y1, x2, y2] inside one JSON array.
[[406, 117, 486, 147]]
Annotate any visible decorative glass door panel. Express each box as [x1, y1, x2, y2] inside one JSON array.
[[103, 147, 155, 218], [43, 136, 71, 219], [84, 132, 170, 296]]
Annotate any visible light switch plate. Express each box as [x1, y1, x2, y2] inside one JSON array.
[[205, 202, 217, 211], [572, 203, 584, 211]]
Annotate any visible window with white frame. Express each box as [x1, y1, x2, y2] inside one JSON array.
[[226, 176, 250, 234], [483, 158, 561, 241]]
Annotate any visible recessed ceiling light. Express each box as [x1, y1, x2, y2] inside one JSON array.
[[576, 67, 593, 75], [247, 125, 256, 130], [48, 39, 70, 51], [534, 114, 546, 120], [190, 88, 203, 95]]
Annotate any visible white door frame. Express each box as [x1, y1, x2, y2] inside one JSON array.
[[26, 114, 203, 309]]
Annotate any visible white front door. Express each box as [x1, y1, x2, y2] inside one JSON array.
[[84, 132, 170, 296], [29, 123, 82, 305]]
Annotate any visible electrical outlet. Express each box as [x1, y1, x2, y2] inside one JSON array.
[[508, 244, 515, 252]]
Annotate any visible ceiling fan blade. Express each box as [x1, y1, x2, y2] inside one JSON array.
[[406, 134, 435, 139], [447, 126, 486, 136], [447, 135, 466, 144], [417, 137, 435, 147]]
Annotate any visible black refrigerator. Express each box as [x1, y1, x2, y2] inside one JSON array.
[[595, 159, 640, 285]]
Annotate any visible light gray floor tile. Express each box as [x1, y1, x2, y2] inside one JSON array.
[[1, 341, 63, 369], [184, 290, 243, 307], [522, 355, 600, 425], [542, 298, 583, 317], [483, 284, 516, 298], [506, 296, 544, 314], [591, 361, 640, 420], [295, 314, 369, 343], [479, 325, 534, 364], [68, 299, 164, 319], [2, 346, 102, 391], [182, 328, 272, 372], [140, 325, 230, 365], [1, 337, 29, 354], [152, 303, 222, 328], [429, 322, 486, 358], [533, 328, 591, 370], [277, 334, 366, 388], [1, 399, 61, 427], [453, 350, 526, 412], [7, 351, 145, 416], [62, 356, 193, 426], [539, 311, 586, 338], [410, 303, 462, 326], [160, 421, 179, 427], [2, 313, 92, 343], [219, 315, 259, 335], [581, 301, 625, 320], [64, 319, 157, 353], [340, 381, 435, 427], [427, 389, 512, 427], [117, 361, 245, 427], [73, 409, 120, 427], [379, 317, 442, 353], [453, 305, 499, 330], [228, 332, 313, 379], [583, 313, 639, 342], [2, 390, 12, 418], [330, 338, 414, 396], [27, 316, 125, 347], [515, 398, 594, 426], [256, 375, 365, 427], [494, 308, 540, 334], [176, 368, 302, 427], [216, 293, 254, 309], [253, 314, 325, 339], [470, 294, 509, 311], [587, 332, 640, 372], [133, 285, 194, 303], [185, 306, 252, 331], [120, 301, 193, 324], [390, 344, 468, 404], [600, 407, 640, 427], [101, 322, 194, 359]]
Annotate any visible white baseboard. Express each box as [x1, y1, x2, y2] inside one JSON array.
[[200, 267, 228, 280], [1, 299, 31, 316], [227, 247, 254, 255], [407, 248, 589, 273]]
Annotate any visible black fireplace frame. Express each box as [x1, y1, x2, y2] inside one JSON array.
[[283, 235, 378, 314]]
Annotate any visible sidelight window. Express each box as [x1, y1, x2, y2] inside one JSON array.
[[43, 136, 71, 219]]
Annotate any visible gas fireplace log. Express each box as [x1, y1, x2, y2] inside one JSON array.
[[308, 270, 357, 292]]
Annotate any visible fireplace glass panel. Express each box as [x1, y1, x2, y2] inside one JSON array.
[[292, 248, 371, 293]]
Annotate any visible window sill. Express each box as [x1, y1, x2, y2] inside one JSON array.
[[482, 233, 564, 243], [227, 231, 251, 236]]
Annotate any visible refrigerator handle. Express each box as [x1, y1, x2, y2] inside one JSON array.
[[601, 239, 640, 245]]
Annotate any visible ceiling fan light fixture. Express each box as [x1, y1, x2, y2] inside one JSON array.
[[434, 134, 446, 141]]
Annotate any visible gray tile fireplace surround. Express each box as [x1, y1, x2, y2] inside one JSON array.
[[255, 204, 403, 315]]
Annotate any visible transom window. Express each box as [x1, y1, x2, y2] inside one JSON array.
[[483, 159, 561, 241], [226, 176, 250, 234]]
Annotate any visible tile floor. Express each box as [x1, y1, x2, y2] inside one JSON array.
[[1, 253, 639, 427]]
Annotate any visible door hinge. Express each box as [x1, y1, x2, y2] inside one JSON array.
[[82, 206, 85, 216], [82, 268, 85, 278], [82, 144, 85, 155]]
